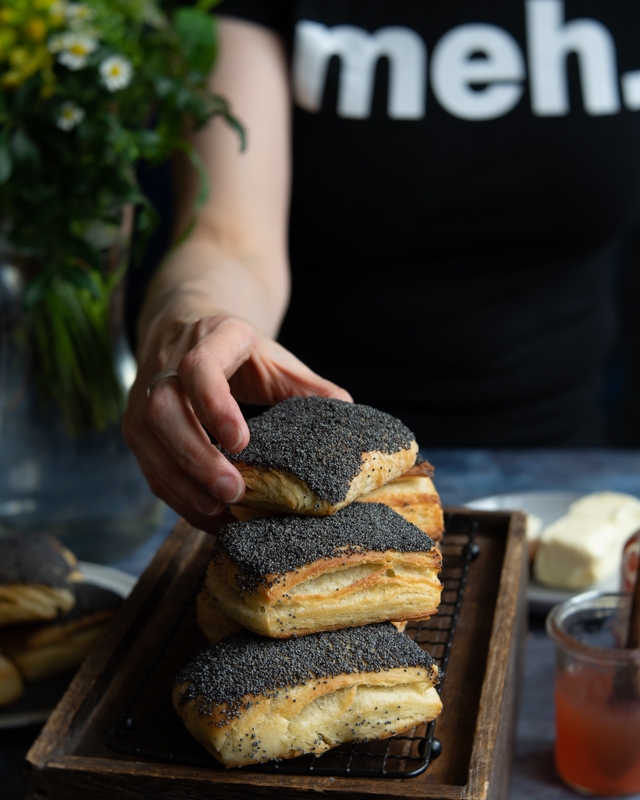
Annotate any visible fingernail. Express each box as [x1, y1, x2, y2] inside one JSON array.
[[214, 475, 244, 504], [197, 495, 222, 515], [219, 423, 243, 451]]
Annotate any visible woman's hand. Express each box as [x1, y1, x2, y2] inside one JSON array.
[[123, 313, 352, 532]]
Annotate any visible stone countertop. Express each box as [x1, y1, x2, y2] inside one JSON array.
[[3, 449, 640, 799]]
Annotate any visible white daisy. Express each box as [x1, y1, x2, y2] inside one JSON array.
[[48, 1, 67, 20], [100, 55, 133, 92], [57, 33, 98, 70], [65, 3, 93, 22], [47, 33, 66, 54], [56, 102, 85, 131]]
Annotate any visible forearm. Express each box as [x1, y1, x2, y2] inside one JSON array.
[[137, 232, 290, 364]]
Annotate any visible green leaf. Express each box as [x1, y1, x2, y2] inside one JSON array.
[[23, 270, 53, 310], [183, 142, 210, 211], [11, 130, 41, 171], [175, 8, 217, 75], [0, 143, 12, 184], [196, 0, 223, 10], [67, 267, 103, 300]]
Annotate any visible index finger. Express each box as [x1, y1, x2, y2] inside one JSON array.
[[177, 316, 255, 453]]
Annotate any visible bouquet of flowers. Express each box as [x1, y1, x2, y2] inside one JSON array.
[[0, 0, 241, 434]]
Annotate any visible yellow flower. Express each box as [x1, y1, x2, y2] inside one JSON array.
[[8, 46, 30, 69], [0, 28, 17, 59], [65, 3, 93, 24], [47, 2, 67, 26], [24, 17, 47, 42], [0, 9, 17, 25], [3, 42, 51, 86], [2, 70, 24, 87], [40, 65, 56, 95]]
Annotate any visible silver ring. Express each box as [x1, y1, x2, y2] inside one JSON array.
[[146, 367, 180, 398]]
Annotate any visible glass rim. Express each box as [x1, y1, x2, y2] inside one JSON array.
[[546, 591, 640, 666]]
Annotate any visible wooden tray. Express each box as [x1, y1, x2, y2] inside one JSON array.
[[25, 508, 526, 800]]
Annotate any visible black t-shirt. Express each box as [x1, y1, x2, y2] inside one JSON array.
[[217, 0, 640, 446]]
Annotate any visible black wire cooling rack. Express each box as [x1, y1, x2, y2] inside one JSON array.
[[106, 511, 479, 778]]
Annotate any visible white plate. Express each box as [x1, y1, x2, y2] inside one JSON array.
[[464, 491, 621, 614], [0, 562, 136, 729]]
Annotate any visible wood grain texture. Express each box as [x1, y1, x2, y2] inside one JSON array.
[[25, 509, 526, 800]]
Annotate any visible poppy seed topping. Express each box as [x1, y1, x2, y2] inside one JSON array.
[[175, 623, 437, 721], [221, 397, 416, 504], [216, 503, 436, 593], [0, 533, 74, 589]]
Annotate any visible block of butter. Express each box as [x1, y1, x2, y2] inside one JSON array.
[[533, 492, 640, 590]]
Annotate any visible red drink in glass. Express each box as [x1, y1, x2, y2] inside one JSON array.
[[548, 592, 640, 797], [555, 666, 640, 795]]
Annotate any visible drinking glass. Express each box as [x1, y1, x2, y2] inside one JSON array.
[[547, 592, 640, 797]]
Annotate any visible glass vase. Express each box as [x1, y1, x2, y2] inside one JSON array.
[[0, 234, 162, 564]]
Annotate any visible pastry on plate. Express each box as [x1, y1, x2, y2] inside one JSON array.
[[1, 583, 122, 682], [206, 503, 442, 638], [0, 653, 24, 707], [222, 396, 418, 516], [173, 622, 442, 767], [0, 533, 82, 626]]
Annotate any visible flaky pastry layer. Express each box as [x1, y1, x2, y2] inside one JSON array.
[[196, 589, 408, 644], [206, 549, 442, 638], [197, 588, 243, 644], [234, 444, 418, 515], [0, 585, 76, 626], [3, 623, 109, 682], [1, 608, 115, 682], [356, 475, 444, 541], [173, 665, 441, 767], [0, 654, 24, 707]]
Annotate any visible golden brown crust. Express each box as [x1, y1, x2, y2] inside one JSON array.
[[234, 444, 418, 516], [356, 475, 444, 541], [0, 654, 24, 707], [0, 604, 117, 682], [0, 585, 76, 627], [4, 625, 108, 682], [196, 587, 409, 640], [196, 588, 243, 644], [206, 548, 442, 638], [229, 466, 443, 540], [403, 460, 435, 478], [173, 664, 441, 767]]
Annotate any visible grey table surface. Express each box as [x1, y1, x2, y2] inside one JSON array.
[[2, 448, 640, 799]]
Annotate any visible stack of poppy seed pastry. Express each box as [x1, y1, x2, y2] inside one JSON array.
[[173, 397, 444, 767]]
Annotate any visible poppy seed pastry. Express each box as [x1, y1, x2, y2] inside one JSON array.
[[173, 623, 442, 767], [356, 461, 444, 541], [206, 503, 442, 638], [196, 587, 243, 644], [0, 533, 81, 626], [222, 397, 418, 515], [1, 583, 122, 682], [228, 459, 445, 539], [196, 586, 408, 644], [0, 653, 24, 707]]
